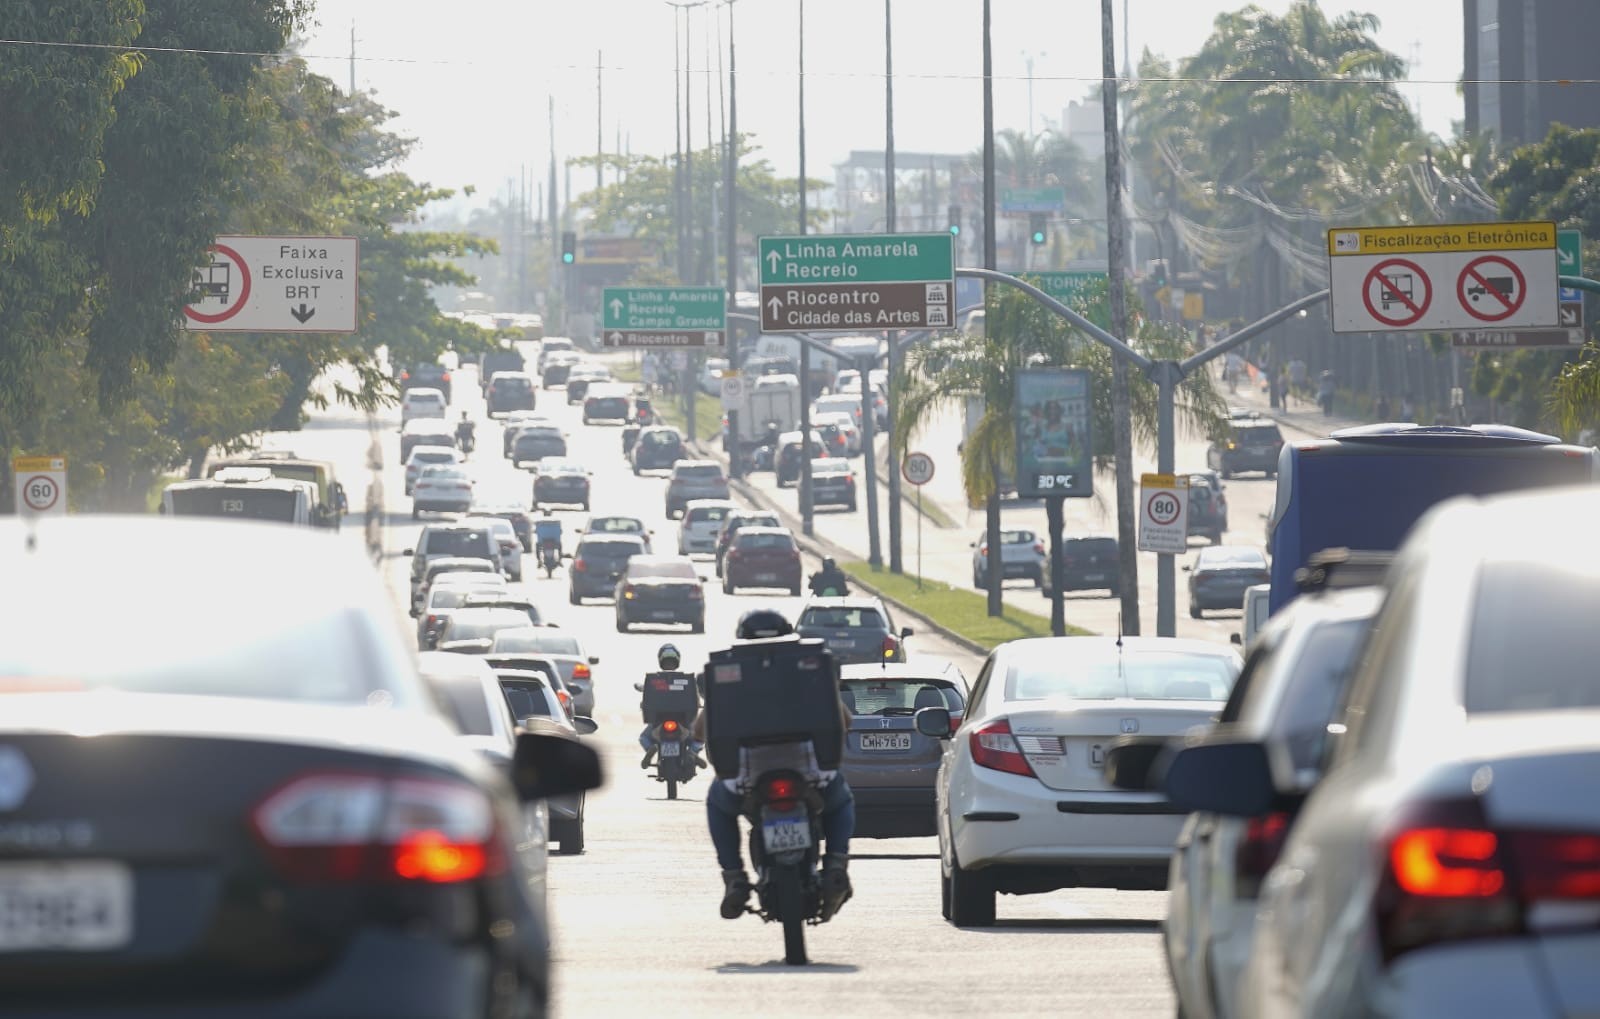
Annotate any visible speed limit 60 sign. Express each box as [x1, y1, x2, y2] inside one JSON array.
[[12, 455, 67, 517], [1137, 473, 1188, 554]]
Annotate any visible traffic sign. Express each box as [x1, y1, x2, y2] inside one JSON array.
[[1559, 228, 1585, 333], [901, 452, 935, 486], [719, 374, 745, 410], [1327, 222, 1558, 333], [757, 233, 954, 333], [1018, 270, 1107, 305], [1000, 187, 1066, 214], [1451, 329, 1585, 349], [1137, 473, 1189, 554], [12, 455, 67, 517], [600, 285, 726, 348], [183, 236, 358, 333]]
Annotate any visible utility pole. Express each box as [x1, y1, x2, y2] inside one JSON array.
[[798, 0, 814, 537], [670, 4, 687, 283], [596, 51, 604, 193], [884, 0, 902, 574], [981, 0, 1002, 617], [349, 22, 356, 95], [724, 0, 742, 479], [549, 96, 560, 328], [684, 3, 698, 283], [1101, 0, 1139, 634]]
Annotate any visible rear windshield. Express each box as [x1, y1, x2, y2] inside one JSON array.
[[1466, 560, 1600, 713], [687, 506, 731, 523], [800, 607, 886, 630], [812, 460, 848, 474], [1000, 530, 1036, 544], [642, 431, 681, 446], [423, 529, 493, 557], [589, 518, 644, 534], [427, 587, 481, 609], [1200, 548, 1267, 567], [493, 631, 582, 656], [443, 611, 531, 642], [413, 450, 456, 464], [676, 464, 723, 480], [406, 392, 445, 404], [434, 674, 494, 736], [841, 679, 964, 715], [736, 533, 795, 551], [420, 467, 467, 481], [464, 599, 541, 624], [1235, 424, 1283, 443], [1066, 538, 1117, 555], [500, 679, 554, 720], [629, 559, 698, 580], [580, 539, 642, 557], [1006, 651, 1238, 701]]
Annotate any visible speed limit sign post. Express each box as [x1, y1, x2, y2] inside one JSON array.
[[901, 453, 935, 590], [12, 455, 68, 517], [1138, 473, 1189, 554]]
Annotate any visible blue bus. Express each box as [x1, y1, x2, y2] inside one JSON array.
[[1266, 424, 1599, 613]]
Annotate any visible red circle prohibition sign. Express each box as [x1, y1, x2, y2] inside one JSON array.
[[1457, 255, 1527, 323], [21, 475, 59, 511], [1146, 489, 1181, 526], [1361, 258, 1431, 327], [182, 243, 253, 324]]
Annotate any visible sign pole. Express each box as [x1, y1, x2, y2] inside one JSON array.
[[1153, 363, 1181, 637], [916, 484, 923, 590], [1046, 494, 1065, 636]]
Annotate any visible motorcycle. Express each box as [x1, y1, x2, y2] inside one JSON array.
[[534, 519, 563, 578], [455, 422, 475, 456], [650, 718, 698, 799], [741, 769, 835, 965]]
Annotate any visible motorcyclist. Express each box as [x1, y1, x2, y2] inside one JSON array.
[[695, 608, 856, 921], [807, 557, 851, 597], [455, 411, 475, 452], [638, 643, 704, 768]]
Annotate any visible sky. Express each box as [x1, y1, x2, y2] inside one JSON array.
[[296, 0, 1465, 213]]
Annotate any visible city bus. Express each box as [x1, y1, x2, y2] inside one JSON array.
[[206, 453, 345, 529], [162, 468, 313, 526], [1266, 423, 1599, 613]]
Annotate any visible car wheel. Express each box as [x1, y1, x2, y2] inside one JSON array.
[[616, 616, 629, 632], [691, 615, 705, 634], [1189, 603, 1203, 619], [582, 500, 590, 511], [1221, 467, 1233, 480], [940, 870, 952, 921], [947, 849, 995, 927], [411, 507, 419, 519], [722, 577, 734, 595], [789, 583, 802, 597], [972, 569, 985, 590], [633, 464, 641, 476], [554, 817, 585, 856], [569, 589, 581, 605], [847, 500, 857, 512]]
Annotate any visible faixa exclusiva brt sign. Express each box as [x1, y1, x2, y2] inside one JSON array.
[[184, 235, 359, 333], [757, 233, 955, 333]]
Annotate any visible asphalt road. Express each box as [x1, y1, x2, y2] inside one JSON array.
[[264, 357, 1179, 1018]]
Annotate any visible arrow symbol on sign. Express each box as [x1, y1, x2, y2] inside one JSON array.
[[608, 298, 624, 317], [289, 303, 315, 323], [1561, 248, 1578, 267], [766, 296, 782, 317], [765, 250, 782, 272]]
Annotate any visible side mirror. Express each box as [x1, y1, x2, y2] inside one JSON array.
[[587, 656, 600, 665], [572, 715, 599, 735], [402, 548, 415, 556], [632, 682, 644, 692], [409, 607, 420, 618], [915, 706, 953, 739], [510, 729, 604, 801], [900, 626, 914, 639], [1162, 737, 1280, 817], [1103, 735, 1173, 791], [1230, 633, 1243, 646], [1182, 564, 1192, 572]]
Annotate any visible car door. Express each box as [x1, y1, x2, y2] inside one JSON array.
[[938, 654, 996, 865]]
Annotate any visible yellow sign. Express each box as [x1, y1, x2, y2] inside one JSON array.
[[1141, 472, 1179, 489], [1328, 221, 1556, 256], [1182, 292, 1205, 321], [12, 456, 65, 473]]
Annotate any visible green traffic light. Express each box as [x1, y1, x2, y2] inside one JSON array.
[[562, 253, 574, 264], [949, 225, 960, 237], [1031, 231, 1046, 245]]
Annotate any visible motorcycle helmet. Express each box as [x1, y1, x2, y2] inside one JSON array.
[[821, 557, 837, 570], [736, 608, 793, 641], [656, 643, 681, 672]]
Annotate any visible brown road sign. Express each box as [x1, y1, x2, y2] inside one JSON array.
[[1450, 329, 1584, 349], [601, 330, 725, 348], [759, 280, 951, 332]]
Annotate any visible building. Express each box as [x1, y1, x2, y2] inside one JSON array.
[[1463, 0, 1600, 148]]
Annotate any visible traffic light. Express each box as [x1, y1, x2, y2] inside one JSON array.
[[947, 205, 962, 237], [1029, 213, 1047, 246], [1149, 258, 1169, 287], [560, 231, 576, 265]]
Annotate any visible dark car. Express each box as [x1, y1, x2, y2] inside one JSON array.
[[531, 459, 591, 511], [839, 663, 968, 838], [1207, 417, 1285, 478], [796, 596, 912, 665], [568, 534, 647, 603], [400, 363, 452, 402], [1186, 470, 1229, 544], [631, 426, 685, 474], [1187, 544, 1272, 617], [487, 371, 537, 417], [512, 426, 568, 468], [480, 349, 527, 395], [808, 457, 858, 510], [775, 431, 827, 487], [0, 515, 600, 1018], [433, 606, 538, 654], [615, 555, 706, 632], [1041, 534, 1121, 598], [541, 359, 575, 388], [713, 509, 782, 576], [582, 386, 630, 424], [721, 527, 803, 595]]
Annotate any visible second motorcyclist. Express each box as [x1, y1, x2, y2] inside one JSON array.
[[807, 557, 851, 597], [454, 411, 476, 454], [638, 643, 705, 768]]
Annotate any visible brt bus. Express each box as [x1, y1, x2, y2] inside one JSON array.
[[1266, 423, 1599, 614], [162, 468, 313, 526]]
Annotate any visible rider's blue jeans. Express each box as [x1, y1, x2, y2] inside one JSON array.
[[706, 775, 855, 872]]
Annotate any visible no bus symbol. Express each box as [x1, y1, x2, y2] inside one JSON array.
[[1146, 491, 1181, 526]]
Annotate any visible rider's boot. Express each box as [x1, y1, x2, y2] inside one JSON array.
[[720, 868, 751, 919], [820, 854, 852, 919], [640, 746, 656, 769]]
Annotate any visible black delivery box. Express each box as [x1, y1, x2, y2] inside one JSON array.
[[702, 637, 843, 779], [639, 671, 700, 725]]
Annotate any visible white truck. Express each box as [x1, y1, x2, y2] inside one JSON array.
[[730, 375, 799, 446]]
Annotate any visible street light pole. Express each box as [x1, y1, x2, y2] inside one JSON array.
[[981, 0, 1002, 617], [724, 0, 742, 479], [798, 0, 814, 536], [884, 0, 903, 574]]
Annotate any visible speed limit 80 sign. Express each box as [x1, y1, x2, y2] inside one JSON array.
[[12, 455, 68, 517], [1138, 473, 1188, 554]]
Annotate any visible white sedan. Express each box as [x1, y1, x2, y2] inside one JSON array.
[[919, 636, 1241, 926]]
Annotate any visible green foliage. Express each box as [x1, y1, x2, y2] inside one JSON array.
[[842, 562, 1091, 646]]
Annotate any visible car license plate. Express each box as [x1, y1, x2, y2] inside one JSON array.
[[754, 572, 777, 582], [651, 610, 675, 620], [0, 862, 134, 952], [1082, 573, 1105, 582], [659, 741, 682, 758], [859, 732, 912, 751], [761, 817, 811, 853]]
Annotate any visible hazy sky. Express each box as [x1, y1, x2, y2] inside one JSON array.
[[296, 1, 1464, 211]]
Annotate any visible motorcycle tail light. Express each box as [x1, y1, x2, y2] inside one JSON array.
[[764, 777, 800, 811], [661, 719, 680, 734]]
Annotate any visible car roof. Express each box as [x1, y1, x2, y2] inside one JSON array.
[[996, 635, 1239, 661], [403, 387, 445, 399], [673, 459, 718, 469], [684, 498, 737, 509], [735, 527, 793, 538], [802, 595, 886, 610], [840, 662, 960, 683]]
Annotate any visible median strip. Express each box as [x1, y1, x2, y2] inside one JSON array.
[[842, 562, 1091, 650]]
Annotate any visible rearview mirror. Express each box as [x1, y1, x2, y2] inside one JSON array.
[[510, 729, 604, 801], [1162, 737, 1279, 817], [1230, 633, 1242, 646], [915, 706, 952, 739], [1182, 564, 1192, 572], [1103, 735, 1173, 792], [402, 548, 415, 556], [588, 656, 600, 665], [572, 716, 599, 735], [900, 627, 914, 639]]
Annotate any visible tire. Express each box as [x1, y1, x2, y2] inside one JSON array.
[[1108, 586, 1121, 599], [1189, 603, 1203, 619], [555, 817, 585, 856], [691, 616, 705, 634], [847, 500, 857, 512], [722, 577, 734, 595], [616, 617, 629, 632], [973, 569, 985, 590], [774, 865, 808, 965], [666, 778, 678, 800], [582, 500, 590, 511], [411, 507, 419, 519], [940, 871, 953, 921], [569, 589, 581, 605], [789, 584, 802, 597], [1221, 468, 1233, 480], [947, 851, 995, 927]]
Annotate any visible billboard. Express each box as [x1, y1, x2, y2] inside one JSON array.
[[1014, 368, 1093, 499]]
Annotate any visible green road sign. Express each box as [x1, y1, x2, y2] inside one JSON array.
[[600, 286, 726, 348], [1000, 187, 1066, 214], [1558, 229, 1583, 274], [758, 233, 955, 333], [1018, 270, 1108, 304]]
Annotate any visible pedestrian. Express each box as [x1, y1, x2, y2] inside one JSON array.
[[1269, 368, 1283, 409], [1400, 391, 1415, 422], [1375, 393, 1392, 421], [1288, 358, 1308, 407], [1223, 351, 1244, 394], [1318, 369, 1336, 418]]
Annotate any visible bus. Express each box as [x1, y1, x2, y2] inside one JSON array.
[[206, 453, 346, 529], [1265, 423, 1599, 614], [162, 468, 313, 526]]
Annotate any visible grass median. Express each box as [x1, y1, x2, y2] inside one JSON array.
[[843, 562, 1092, 651], [607, 360, 723, 441]]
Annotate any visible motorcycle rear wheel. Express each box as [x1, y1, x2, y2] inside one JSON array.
[[665, 777, 677, 800], [774, 866, 808, 965]]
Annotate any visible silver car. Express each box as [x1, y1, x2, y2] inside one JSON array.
[[490, 628, 600, 718], [839, 663, 968, 838]]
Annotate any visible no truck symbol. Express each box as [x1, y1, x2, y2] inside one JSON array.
[[1457, 256, 1527, 323]]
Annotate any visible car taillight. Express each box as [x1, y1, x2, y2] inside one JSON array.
[[846, 475, 856, 486], [969, 718, 1036, 777], [251, 773, 499, 884], [555, 689, 573, 716], [573, 557, 587, 572], [881, 636, 898, 659], [424, 614, 440, 630], [572, 662, 591, 681], [978, 544, 988, 557], [401, 371, 411, 381], [763, 777, 800, 812], [1234, 811, 1291, 899], [441, 372, 450, 382], [688, 586, 703, 600], [1033, 541, 1045, 556], [727, 549, 741, 561]]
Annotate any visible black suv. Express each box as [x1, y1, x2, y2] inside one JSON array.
[[1041, 535, 1120, 598], [486, 372, 536, 416], [400, 364, 451, 403], [1207, 416, 1284, 478], [1186, 470, 1229, 544], [631, 426, 685, 474]]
